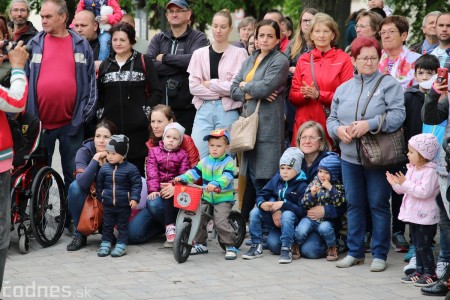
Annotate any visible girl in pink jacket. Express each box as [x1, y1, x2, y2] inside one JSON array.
[[146, 122, 190, 246], [386, 133, 440, 287]]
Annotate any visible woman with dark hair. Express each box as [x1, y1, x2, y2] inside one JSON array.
[[327, 36, 405, 271], [289, 13, 353, 147], [66, 119, 117, 251], [97, 22, 162, 176], [231, 19, 289, 195]]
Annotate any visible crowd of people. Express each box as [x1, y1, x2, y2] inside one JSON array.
[[0, 0, 450, 297]]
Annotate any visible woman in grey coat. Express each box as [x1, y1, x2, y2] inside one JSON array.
[[231, 19, 289, 194]]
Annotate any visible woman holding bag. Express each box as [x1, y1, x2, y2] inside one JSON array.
[[289, 13, 353, 146], [230, 19, 289, 195]]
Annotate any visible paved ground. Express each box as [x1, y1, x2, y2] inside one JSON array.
[[3, 145, 436, 299]]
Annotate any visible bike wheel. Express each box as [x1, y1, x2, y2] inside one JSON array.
[[219, 210, 246, 250], [30, 167, 66, 247], [173, 222, 192, 263]]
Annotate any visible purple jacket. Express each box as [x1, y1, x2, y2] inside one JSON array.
[[146, 140, 190, 192]]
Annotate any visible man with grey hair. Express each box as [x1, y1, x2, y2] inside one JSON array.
[[26, 0, 97, 207], [410, 11, 440, 55], [7, 0, 38, 44]]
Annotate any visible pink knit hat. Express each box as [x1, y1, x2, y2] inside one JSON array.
[[408, 133, 440, 161]]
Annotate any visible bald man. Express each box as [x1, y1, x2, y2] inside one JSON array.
[[73, 10, 101, 64], [121, 14, 150, 54]]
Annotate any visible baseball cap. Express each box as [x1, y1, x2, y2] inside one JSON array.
[[166, 0, 189, 9], [203, 129, 230, 144]]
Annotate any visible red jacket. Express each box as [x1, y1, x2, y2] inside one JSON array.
[[289, 48, 353, 146]]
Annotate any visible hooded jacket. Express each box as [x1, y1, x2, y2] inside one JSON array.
[[8, 21, 38, 45], [146, 140, 190, 193], [404, 85, 425, 142]]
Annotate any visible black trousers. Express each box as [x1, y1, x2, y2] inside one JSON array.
[[410, 223, 437, 275], [102, 205, 131, 244]]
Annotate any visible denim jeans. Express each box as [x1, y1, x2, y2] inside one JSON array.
[[67, 181, 88, 237], [341, 160, 391, 260], [44, 123, 83, 192], [267, 228, 327, 258], [410, 223, 437, 275], [128, 197, 165, 244], [98, 31, 111, 61], [436, 191, 450, 263], [248, 207, 275, 244], [191, 100, 239, 159], [295, 217, 336, 248], [0, 172, 11, 291]]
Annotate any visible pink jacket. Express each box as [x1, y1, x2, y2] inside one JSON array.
[[187, 44, 248, 111], [73, 0, 123, 27], [146, 141, 190, 193], [394, 162, 440, 225]]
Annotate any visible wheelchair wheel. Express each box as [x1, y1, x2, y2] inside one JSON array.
[[19, 234, 30, 254], [173, 222, 192, 263], [30, 167, 66, 247], [219, 210, 246, 251]]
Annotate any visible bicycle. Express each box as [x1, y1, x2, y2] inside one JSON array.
[[172, 182, 246, 263]]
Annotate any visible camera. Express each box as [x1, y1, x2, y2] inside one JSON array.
[[1, 40, 19, 55]]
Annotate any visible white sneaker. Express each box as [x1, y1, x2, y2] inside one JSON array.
[[190, 243, 208, 255], [403, 256, 416, 275], [436, 261, 449, 279]]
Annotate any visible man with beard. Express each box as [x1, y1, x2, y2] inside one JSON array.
[[7, 0, 38, 44]]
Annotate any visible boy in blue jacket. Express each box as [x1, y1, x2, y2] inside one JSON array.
[[242, 147, 308, 264], [97, 135, 141, 257]]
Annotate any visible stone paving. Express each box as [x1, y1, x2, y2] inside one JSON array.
[[2, 145, 435, 299]]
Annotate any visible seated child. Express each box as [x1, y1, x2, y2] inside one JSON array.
[[387, 133, 440, 287], [296, 152, 345, 261], [242, 147, 308, 264], [97, 134, 141, 257], [146, 122, 190, 247], [74, 0, 123, 60], [175, 129, 238, 260]]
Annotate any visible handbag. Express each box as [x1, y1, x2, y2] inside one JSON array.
[[310, 52, 330, 117], [77, 183, 104, 236], [357, 75, 407, 169], [229, 99, 261, 154]]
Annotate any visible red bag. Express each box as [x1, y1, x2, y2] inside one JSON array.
[[173, 185, 202, 211], [77, 183, 104, 236]]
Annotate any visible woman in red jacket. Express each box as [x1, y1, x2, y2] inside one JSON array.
[[289, 13, 354, 146]]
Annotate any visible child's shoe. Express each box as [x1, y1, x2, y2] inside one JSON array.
[[414, 274, 438, 287], [190, 242, 208, 255], [242, 244, 263, 260], [403, 256, 416, 275], [111, 242, 127, 257], [403, 245, 415, 262], [97, 241, 111, 257], [326, 246, 339, 261], [165, 224, 176, 247], [401, 272, 422, 284], [278, 247, 292, 264], [291, 244, 301, 260], [225, 246, 239, 260], [436, 261, 450, 279]]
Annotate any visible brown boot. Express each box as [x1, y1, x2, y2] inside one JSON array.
[[326, 246, 338, 261], [291, 244, 301, 260]]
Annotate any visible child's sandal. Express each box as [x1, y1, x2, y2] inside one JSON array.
[[97, 241, 112, 257], [111, 242, 127, 257]]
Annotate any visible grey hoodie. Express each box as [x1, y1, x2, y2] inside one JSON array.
[[327, 71, 405, 164]]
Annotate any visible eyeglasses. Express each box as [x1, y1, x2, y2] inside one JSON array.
[[356, 56, 379, 63], [355, 24, 370, 29], [12, 8, 27, 13], [167, 9, 188, 15], [301, 19, 312, 24], [379, 30, 399, 37], [299, 136, 321, 142]]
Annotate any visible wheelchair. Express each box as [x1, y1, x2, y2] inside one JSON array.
[[10, 125, 67, 254]]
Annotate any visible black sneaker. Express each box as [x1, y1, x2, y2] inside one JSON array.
[[414, 274, 438, 287], [242, 244, 263, 260], [278, 247, 292, 264], [401, 272, 422, 284], [67, 235, 87, 251], [392, 231, 409, 252]]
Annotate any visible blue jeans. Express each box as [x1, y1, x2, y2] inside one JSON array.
[[295, 217, 336, 247], [341, 160, 391, 260], [248, 208, 298, 249], [436, 193, 450, 263], [128, 197, 165, 244], [98, 31, 111, 61], [191, 100, 239, 159], [67, 181, 88, 237], [267, 228, 327, 258], [44, 123, 83, 192]]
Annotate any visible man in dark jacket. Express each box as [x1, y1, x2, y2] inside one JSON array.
[[410, 11, 440, 55], [7, 0, 38, 44], [147, 0, 208, 134]]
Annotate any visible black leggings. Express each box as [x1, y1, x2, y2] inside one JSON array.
[[410, 223, 437, 275]]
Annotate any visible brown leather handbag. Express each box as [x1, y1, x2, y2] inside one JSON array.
[[77, 183, 104, 236]]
